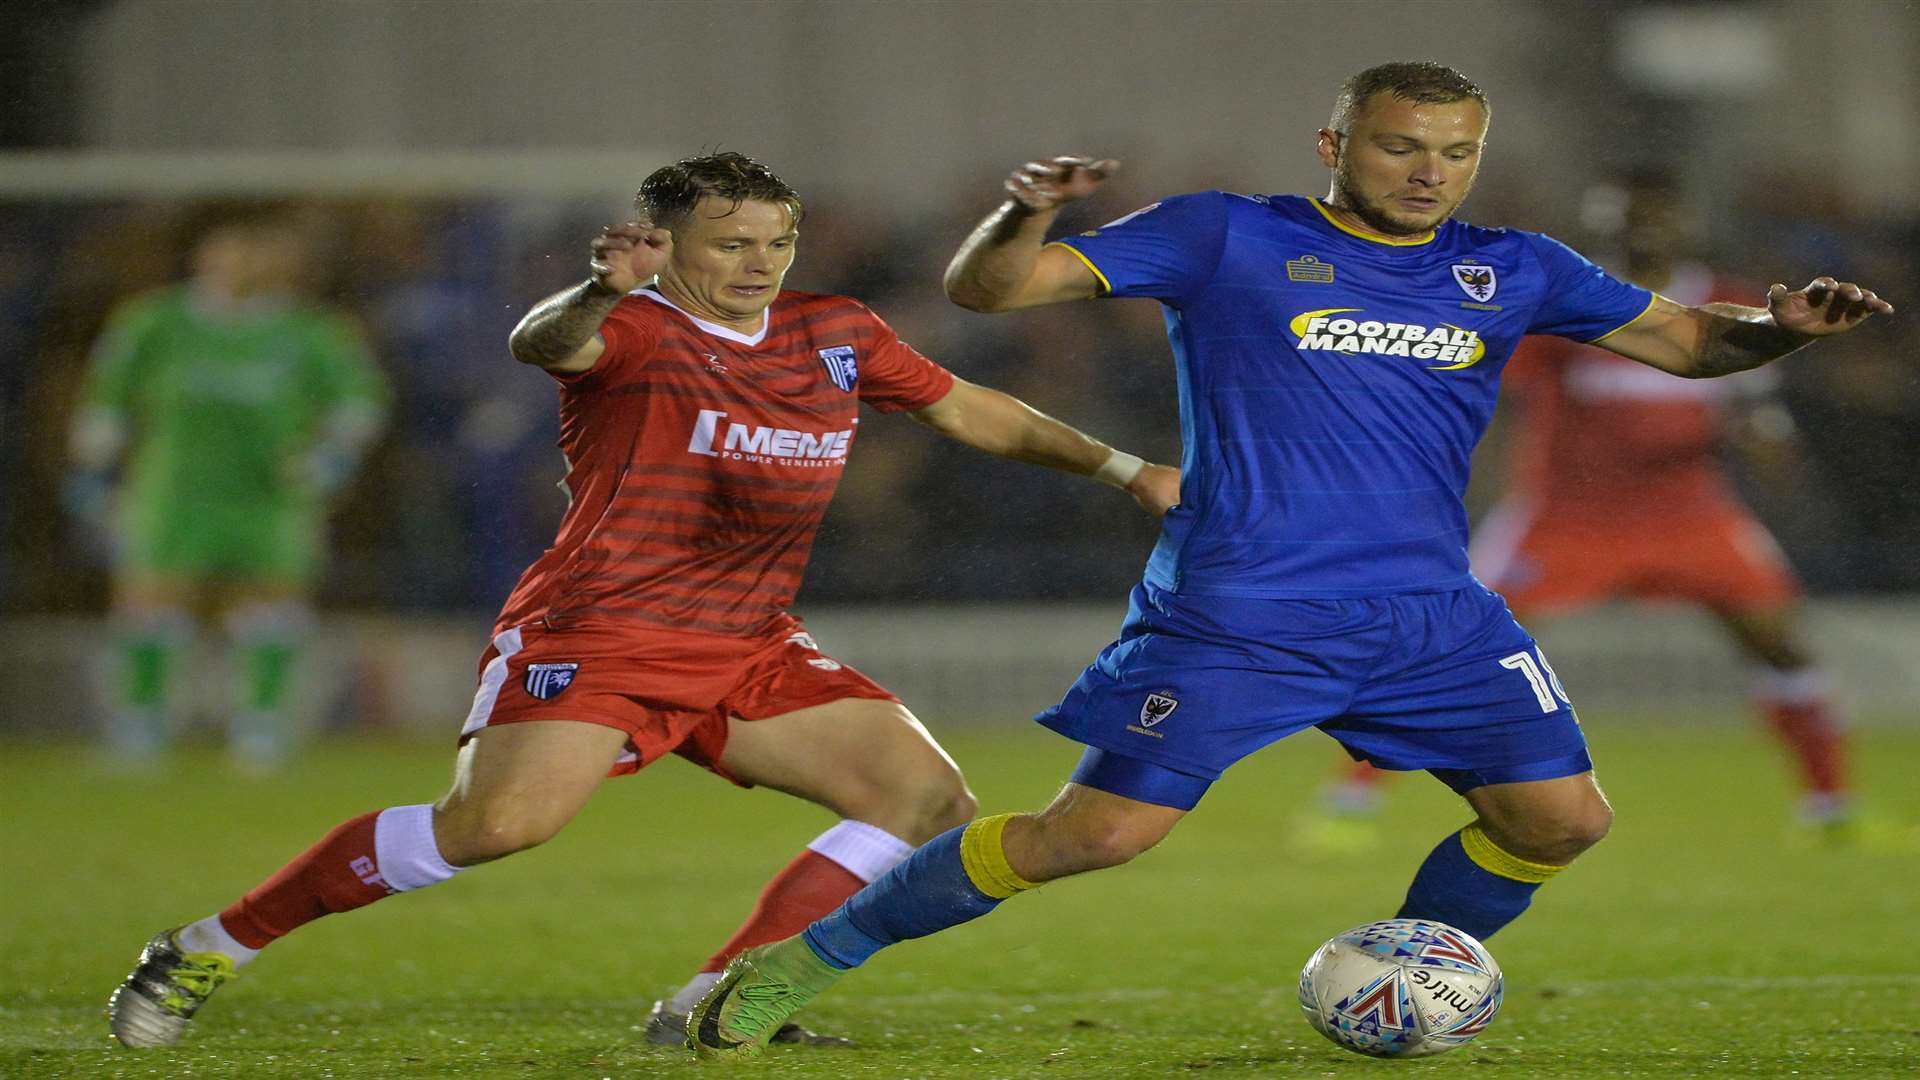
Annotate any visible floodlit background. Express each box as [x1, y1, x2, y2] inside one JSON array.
[[1, 0, 1916, 732]]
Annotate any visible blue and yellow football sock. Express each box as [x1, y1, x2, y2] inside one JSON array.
[[1397, 824, 1566, 941], [801, 813, 1037, 970]]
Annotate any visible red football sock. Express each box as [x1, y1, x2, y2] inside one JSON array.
[[219, 811, 394, 950], [1343, 759, 1384, 787], [1759, 699, 1848, 797], [699, 849, 864, 973]]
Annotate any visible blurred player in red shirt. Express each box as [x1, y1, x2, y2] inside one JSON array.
[[1311, 172, 1862, 842], [107, 153, 1179, 1051]]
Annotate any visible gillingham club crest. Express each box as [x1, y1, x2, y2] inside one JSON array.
[[818, 345, 858, 393], [524, 662, 579, 701], [1450, 262, 1498, 302]]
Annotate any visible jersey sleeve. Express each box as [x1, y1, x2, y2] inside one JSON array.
[[1046, 191, 1229, 304], [1522, 232, 1656, 342], [560, 296, 663, 386], [852, 305, 955, 414]]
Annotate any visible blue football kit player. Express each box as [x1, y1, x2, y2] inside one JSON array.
[[686, 62, 1894, 1056]]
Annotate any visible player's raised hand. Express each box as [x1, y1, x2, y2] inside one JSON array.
[[1005, 156, 1120, 213], [1766, 277, 1894, 337], [589, 222, 671, 294]]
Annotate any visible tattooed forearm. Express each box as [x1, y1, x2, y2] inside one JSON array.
[[508, 280, 623, 367], [1692, 304, 1812, 379]]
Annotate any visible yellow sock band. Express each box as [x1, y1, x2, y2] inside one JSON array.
[[959, 814, 1038, 899], [1460, 824, 1566, 884]]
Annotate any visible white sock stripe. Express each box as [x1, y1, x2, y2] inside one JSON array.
[[460, 626, 525, 738], [181, 915, 261, 965], [1752, 667, 1830, 705], [806, 819, 914, 883], [373, 804, 459, 892]]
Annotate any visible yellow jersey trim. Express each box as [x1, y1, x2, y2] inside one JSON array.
[[1460, 824, 1565, 884], [1045, 241, 1114, 295], [959, 814, 1039, 899], [1584, 293, 1661, 345], [1310, 198, 1435, 246]]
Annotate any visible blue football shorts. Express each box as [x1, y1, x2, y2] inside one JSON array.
[[1037, 581, 1593, 810]]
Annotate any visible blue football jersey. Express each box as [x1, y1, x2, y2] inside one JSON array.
[[1053, 192, 1654, 598]]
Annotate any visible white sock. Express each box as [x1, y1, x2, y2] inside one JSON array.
[[667, 971, 722, 1015], [178, 916, 262, 967], [373, 804, 460, 891], [806, 819, 914, 882]]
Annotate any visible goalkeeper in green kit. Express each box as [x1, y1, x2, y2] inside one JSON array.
[[66, 207, 389, 769]]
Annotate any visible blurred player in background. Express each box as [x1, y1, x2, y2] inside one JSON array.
[[1308, 171, 1872, 845], [107, 153, 1178, 1051], [685, 63, 1894, 1057], [66, 206, 388, 771]]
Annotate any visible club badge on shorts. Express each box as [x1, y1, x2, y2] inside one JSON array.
[[1139, 692, 1179, 727], [524, 662, 580, 701]]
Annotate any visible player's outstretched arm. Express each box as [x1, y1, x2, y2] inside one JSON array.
[[1597, 277, 1893, 378], [910, 377, 1178, 515], [944, 156, 1117, 313], [508, 222, 672, 373]]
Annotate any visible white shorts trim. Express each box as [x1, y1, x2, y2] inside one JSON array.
[[460, 626, 525, 739]]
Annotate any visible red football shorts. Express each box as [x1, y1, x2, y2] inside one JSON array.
[[1472, 499, 1799, 618], [458, 614, 896, 783]]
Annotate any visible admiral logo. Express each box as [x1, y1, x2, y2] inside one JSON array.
[[1451, 262, 1498, 302], [687, 409, 852, 467], [1286, 255, 1336, 283], [818, 345, 858, 393], [524, 662, 579, 701], [1290, 308, 1488, 371]]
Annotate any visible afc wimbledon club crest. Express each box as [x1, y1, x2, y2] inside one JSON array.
[[524, 662, 579, 701], [1451, 262, 1498, 302], [1140, 692, 1179, 727], [818, 345, 858, 393]]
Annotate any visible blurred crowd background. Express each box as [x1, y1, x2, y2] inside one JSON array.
[[0, 1, 1916, 734]]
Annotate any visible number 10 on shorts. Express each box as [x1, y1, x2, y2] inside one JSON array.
[[1499, 648, 1571, 712]]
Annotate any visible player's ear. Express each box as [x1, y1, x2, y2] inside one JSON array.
[[1315, 129, 1342, 169]]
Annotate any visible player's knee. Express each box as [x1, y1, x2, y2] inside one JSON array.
[[1049, 816, 1165, 875], [847, 743, 977, 843], [432, 804, 563, 866], [1507, 803, 1612, 865], [880, 768, 976, 844]]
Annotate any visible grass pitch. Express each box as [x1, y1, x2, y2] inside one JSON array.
[[4, 715, 1918, 1079]]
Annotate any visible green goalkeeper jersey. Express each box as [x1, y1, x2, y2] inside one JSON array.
[[80, 286, 389, 517]]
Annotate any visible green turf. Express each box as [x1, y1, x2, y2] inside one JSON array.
[[4, 717, 1918, 1078]]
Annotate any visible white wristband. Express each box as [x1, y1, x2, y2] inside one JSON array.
[[1093, 450, 1146, 488]]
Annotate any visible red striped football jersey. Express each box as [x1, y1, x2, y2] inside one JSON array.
[[494, 288, 955, 637], [1505, 264, 1761, 519]]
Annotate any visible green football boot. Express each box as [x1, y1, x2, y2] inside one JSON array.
[[107, 929, 237, 1048], [686, 939, 845, 1059]]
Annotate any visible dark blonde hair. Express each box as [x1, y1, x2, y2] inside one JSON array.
[[1330, 62, 1488, 133], [635, 152, 803, 233]]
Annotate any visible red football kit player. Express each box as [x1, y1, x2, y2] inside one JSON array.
[[1312, 179, 1861, 842], [108, 153, 1180, 1051], [1468, 264, 1849, 824]]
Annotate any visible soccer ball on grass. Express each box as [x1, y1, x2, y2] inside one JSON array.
[[1297, 918, 1502, 1058]]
